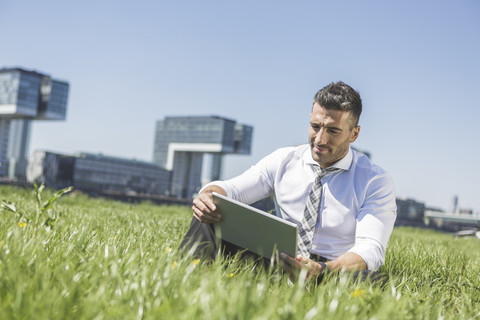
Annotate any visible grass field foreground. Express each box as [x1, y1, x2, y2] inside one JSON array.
[[0, 185, 479, 319]]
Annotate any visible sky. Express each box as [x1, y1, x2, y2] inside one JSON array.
[[1, 0, 479, 213]]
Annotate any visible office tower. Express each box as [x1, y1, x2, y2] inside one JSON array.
[[452, 195, 459, 214], [153, 115, 253, 198], [0, 67, 69, 179]]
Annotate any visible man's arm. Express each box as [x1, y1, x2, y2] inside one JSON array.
[[192, 149, 284, 223], [347, 173, 397, 271], [192, 185, 227, 224]]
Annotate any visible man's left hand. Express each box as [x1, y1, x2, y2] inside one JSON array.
[[279, 252, 324, 281]]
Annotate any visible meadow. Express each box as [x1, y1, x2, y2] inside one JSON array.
[[0, 185, 479, 320]]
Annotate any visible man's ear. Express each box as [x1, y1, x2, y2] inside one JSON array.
[[350, 126, 360, 143]]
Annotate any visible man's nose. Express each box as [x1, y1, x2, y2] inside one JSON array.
[[315, 128, 327, 145]]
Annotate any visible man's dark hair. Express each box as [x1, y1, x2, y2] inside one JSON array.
[[313, 81, 362, 127]]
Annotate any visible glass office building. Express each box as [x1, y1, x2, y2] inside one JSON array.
[[27, 151, 75, 189], [27, 151, 171, 195], [37, 77, 69, 120], [0, 119, 10, 176], [74, 153, 171, 195], [153, 115, 253, 198], [0, 69, 42, 118], [0, 67, 69, 179]]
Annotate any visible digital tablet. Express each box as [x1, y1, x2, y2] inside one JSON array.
[[212, 192, 298, 259]]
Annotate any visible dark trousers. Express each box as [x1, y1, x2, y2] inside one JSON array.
[[179, 217, 259, 261]]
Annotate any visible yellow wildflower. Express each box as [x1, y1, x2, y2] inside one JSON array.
[[172, 261, 178, 269], [191, 259, 200, 265], [166, 247, 172, 253], [227, 273, 235, 278], [351, 288, 366, 298], [19, 222, 27, 228]]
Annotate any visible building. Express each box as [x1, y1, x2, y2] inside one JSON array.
[[424, 210, 480, 232], [153, 115, 253, 198], [27, 150, 171, 195], [74, 153, 171, 195], [395, 197, 426, 227], [26, 150, 75, 189], [0, 67, 69, 179]]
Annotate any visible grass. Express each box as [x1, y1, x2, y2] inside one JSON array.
[[0, 185, 479, 319]]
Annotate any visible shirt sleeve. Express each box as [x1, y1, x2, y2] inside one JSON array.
[[201, 148, 285, 204], [347, 173, 397, 271]]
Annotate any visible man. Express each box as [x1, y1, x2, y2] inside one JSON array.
[[179, 81, 396, 282]]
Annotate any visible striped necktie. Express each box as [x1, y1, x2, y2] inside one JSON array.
[[298, 166, 341, 258]]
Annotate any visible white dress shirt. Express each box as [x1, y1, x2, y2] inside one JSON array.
[[205, 144, 397, 271]]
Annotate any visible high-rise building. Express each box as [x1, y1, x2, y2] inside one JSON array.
[[0, 67, 69, 178], [153, 115, 253, 198]]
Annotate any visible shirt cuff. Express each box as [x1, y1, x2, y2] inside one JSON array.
[[347, 239, 385, 271], [200, 181, 232, 198]]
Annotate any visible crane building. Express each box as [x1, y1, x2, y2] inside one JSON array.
[[0, 67, 69, 179], [153, 115, 253, 198]]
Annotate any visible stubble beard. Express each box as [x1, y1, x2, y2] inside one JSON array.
[[310, 138, 350, 168]]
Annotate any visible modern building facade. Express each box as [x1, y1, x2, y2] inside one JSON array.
[[0, 67, 69, 179], [153, 115, 253, 198], [395, 197, 426, 227], [26, 150, 75, 188], [27, 151, 171, 195], [0, 119, 10, 176]]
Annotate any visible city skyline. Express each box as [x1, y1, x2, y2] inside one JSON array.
[[1, 1, 479, 212]]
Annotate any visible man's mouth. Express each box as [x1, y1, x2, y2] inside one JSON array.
[[314, 145, 330, 153]]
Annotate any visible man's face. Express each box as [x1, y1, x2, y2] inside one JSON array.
[[308, 102, 360, 168]]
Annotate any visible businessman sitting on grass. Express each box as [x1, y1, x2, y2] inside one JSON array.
[[179, 81, 397, 282]]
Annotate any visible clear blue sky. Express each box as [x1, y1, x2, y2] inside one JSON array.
[[1, 1, 479, 213]]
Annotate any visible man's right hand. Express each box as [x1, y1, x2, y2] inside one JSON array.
[[192, 186, 226, 224]]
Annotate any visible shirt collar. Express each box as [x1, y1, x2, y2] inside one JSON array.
[[303, 145, 353, 171]]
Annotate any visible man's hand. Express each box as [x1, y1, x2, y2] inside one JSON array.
[[192, 186, 227, 224], [279, 252, 325, 281], [280, 251, 367, 282]]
